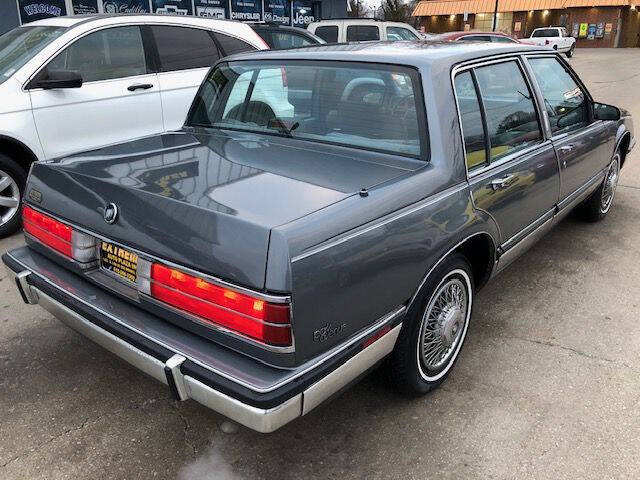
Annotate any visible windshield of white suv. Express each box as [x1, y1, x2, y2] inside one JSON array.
[[0, 26, 66, 85], [187, 61, 424, 158]]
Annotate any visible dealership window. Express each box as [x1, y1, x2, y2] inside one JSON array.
[[45, 26, 148, 82], [474, 12, 513, 34], [150, 26, 220, 72]]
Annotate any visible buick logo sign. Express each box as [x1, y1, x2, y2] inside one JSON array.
[[103, 203, 118, 224]]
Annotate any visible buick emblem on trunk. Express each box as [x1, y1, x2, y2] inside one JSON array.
[[103, 203, 118, 224]]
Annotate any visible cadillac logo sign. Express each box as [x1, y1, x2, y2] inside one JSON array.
[[103, 203, 119, 224]]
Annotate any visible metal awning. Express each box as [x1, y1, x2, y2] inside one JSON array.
[[412, 0, 629, 16]]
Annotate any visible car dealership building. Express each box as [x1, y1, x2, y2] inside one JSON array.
[[412, 0, 640, 47], [1, 0, 347, 35]]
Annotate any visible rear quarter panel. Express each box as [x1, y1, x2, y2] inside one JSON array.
[[275, 62, 499, 363], [286, 182, 495, 362]]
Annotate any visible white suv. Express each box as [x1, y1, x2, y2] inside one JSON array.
[[0, 15, 266, 236], [307, 19, 421, 43]]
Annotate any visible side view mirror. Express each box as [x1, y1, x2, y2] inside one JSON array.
[[593, 102, 620, 121], [28, 70, 83, 90]]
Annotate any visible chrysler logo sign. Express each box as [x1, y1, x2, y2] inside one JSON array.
[[103, 203, 118, 224]]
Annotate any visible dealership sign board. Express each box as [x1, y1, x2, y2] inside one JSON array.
[[194, 0, 228, 18], [292, 0, 314, 25], [102, 0, 150, 13], [152, 0, 193, 14], [18, 0, 67, 24], [579, 23, 588, 37], [18, 0, 315, 26], [264, 0, 290, 24], [72, 0, 99, 14], [231, 0, 261, 20]]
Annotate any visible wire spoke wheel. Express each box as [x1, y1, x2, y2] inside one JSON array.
[[600, 154, 620, 214], [0, 169, 20, 226], [419, 276, 469, 374]]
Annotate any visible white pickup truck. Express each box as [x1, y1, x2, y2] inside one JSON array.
[[526, 27, 576, 57]]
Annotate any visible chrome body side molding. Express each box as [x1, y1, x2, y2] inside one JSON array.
[[496, 216, 554, 273], [302, 323, 402, 415], [495, 168, 606, 273], [556, 169, 606, 217]]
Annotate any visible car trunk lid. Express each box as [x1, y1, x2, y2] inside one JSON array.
[[25, 130, 423, 290]]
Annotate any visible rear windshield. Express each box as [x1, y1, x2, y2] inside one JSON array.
[[187, 61, 424, 158], [0, 26, 66, 84], [532, 29, 559, 37]]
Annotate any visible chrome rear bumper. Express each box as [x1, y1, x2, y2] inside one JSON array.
[[4, 253, 402, 433]]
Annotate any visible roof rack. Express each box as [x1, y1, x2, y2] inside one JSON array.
[[247, 21, 299, 26], [325, 17, 384, 21]]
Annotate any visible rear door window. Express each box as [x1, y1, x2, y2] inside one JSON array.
[[254, 29, 271, 45], [346, 25, 380, 42], [473, 60, 542, 161], [214, 33, 256, 56], [271, 31, 317, 49], [150, 26, 220, 72], [454, 71, 487, 169], [528, 56, 589, 134], [314, 25, 338, 43]]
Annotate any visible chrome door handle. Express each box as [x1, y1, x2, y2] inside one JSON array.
[[127, 83, 153, 92], [559, 144, 575, 152], [491, 174, 516, 191]]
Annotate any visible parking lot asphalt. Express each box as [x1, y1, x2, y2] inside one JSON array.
[[2, 48, 640, 480]]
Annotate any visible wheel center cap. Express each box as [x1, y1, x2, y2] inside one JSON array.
[[440, 306, 463, 347]]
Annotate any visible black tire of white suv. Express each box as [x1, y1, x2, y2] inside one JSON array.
[[0, 153, 26, 237]]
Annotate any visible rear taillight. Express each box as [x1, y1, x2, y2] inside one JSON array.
[[23, 206, 97, 262], [144, 263, 292, 346]]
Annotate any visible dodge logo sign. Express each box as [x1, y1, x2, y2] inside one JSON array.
[[103, 203, 118, 224]]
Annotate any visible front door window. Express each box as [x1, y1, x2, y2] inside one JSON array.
[[45, 26, 147, 82], [528, 57, 589, 135]]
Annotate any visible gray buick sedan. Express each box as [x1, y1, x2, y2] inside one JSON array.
[[4, 41, 634, 433]]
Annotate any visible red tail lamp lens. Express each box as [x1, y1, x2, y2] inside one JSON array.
[[23, 206, 97, 262], [150, 264, 291, 346], [23, 206, 73, 257]]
